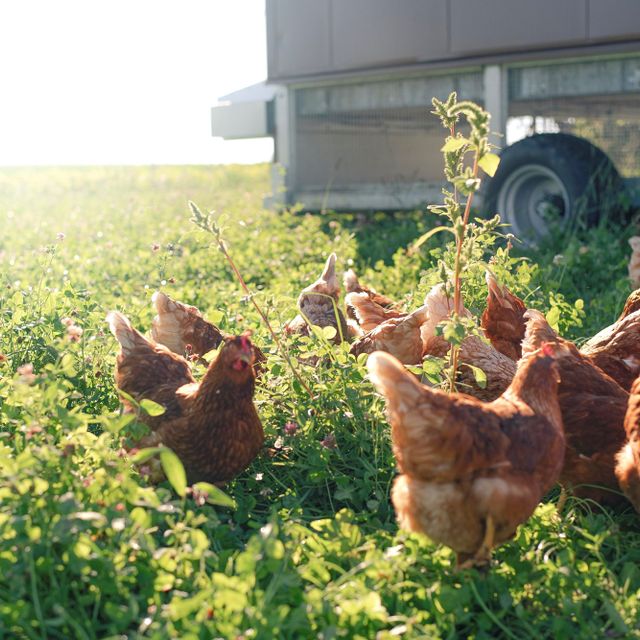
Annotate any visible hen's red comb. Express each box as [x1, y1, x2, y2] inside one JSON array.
[[240, 334, 251, 351], [541, 342, 555, 357]]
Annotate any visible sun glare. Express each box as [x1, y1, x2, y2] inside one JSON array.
[[0, 0, 270, 166]]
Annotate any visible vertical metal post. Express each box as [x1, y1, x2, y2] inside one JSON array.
[[483, 64, 508, 152], [271, 85, 296, 207]]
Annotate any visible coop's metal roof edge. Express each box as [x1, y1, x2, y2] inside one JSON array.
[[216, 82, 277, 105], [267, 40, 640, 87]]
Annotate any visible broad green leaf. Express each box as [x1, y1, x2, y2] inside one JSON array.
[[441, 320, 466, 346], [103, 413, 136, 434], [575, 298, 584, 311], [140, 398, 166, 416], [321, 325, 337, 340], [422, 357, 443, 376], [311, 324, 336, 341], [208, 309, 224, 325], [466, 364, 487, 389], [441, 136, 468, 152], [546, 306, 561, 331], [478, 152, 501, 177], [192, 481, 236, 508], [130, 446, 164, 464], [160, 448, 187, 497], [117, 388, 140, 408], [59, 353, 77, 377]]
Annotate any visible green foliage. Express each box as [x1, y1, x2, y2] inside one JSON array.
[[0, 165, 639, 638]]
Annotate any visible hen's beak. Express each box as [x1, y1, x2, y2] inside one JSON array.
[[238, 351, 253, 365]]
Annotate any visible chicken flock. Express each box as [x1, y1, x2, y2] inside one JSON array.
[[108, 251, 640, 569]]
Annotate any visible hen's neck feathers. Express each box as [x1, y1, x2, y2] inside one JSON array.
[[503, 354, 560, 423], [194, 359, 255, 409]]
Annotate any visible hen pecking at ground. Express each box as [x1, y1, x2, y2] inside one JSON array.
[[284, 253, 350, 343], [151, 291, 223, 358], [480, 274, 640, 392], [152, 291, 266, 374], [421, 283, 517, 401], [349, 302, 428, 365]]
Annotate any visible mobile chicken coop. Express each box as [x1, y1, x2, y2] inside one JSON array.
[[212, 0, 640, 240]]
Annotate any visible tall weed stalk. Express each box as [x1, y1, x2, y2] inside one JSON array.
[[413, 92, 501, 391]]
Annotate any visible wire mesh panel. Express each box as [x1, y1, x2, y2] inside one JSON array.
[[507, 56, 640, 177]]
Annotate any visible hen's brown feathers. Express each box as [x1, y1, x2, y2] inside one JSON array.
[[350, 303, 427, 365], [615, 376, 640, 512], [343, 268, 397, 314], [346, 292, 405, 332], [619, 289, 640, 321], [481, 272, 528, 361], [368, 349, 564, 563], [152, 292, 266, 374], [109, 312, 263, 484], [522, 309, 629, 505], [151, 291, 223, 357], [421, 284, 516, 401], [580, 310, 640, 391]]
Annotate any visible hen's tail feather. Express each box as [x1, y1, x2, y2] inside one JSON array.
[[321, 253, 337, 286], [485, 271, 505, 304], [152, 291, 174, 314], [107, 311, 151, 354], [152, 291, 198, 317], [343, 268, 359, 293]]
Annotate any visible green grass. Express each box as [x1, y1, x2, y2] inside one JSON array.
[[1, 164, 639, 639]]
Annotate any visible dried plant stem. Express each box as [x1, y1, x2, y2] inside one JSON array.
[[189, 202, 314, 398], [220, 242, 313, 397], [453, 156, 479, 315], [447, 156, 479, 392]]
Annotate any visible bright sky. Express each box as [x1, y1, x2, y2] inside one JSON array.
[[0, 0, 272, 166]]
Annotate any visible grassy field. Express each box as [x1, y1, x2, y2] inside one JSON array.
[[1, 164, 640, 639]]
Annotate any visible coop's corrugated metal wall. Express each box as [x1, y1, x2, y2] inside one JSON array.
[[267, 0, 640, 82]]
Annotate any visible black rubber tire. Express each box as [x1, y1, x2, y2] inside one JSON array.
[[482, 133, 628, 242]]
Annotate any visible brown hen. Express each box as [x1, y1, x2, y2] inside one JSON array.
[[368, 347, 565, 568], [481, 271, 527, 361], [615, 375, 640, 512], [345, 291, 406, 333], [108, 311, 263, 485], [481, 275, 640, 391], [522, 310, 629, 506], [350, 303, 428, 365], [152, 291, 266, 373], [285, 253, 350, 343], [151, 291, 223, 357], [343, 268, 398, 315], [421, 284, 516, 401], [580, 309, 640, 391]]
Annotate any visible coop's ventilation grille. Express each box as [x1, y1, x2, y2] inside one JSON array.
[[293, 71, 484, 194]]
